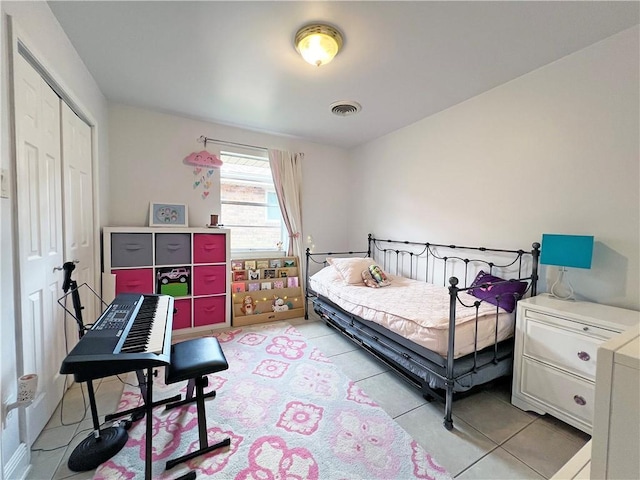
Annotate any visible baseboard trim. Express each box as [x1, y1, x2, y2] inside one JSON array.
[[3, 442, 31, 480]]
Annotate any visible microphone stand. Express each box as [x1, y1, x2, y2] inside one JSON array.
[[58, 262, 129, 472]]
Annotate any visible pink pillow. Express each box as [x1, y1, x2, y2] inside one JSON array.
[[327, 257, 375, 284]]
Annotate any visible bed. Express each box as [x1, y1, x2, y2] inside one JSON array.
[[304, 234, 540, 429]]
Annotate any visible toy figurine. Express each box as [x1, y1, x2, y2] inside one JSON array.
[[272, 295, 290, 312], [241, 295, 255, 315]]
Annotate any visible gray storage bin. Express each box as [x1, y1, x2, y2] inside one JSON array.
[[111, 233, 153, 267], [155, 233, 191, 265]]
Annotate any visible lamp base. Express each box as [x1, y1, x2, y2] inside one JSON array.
[[549, 267, 575, 300]]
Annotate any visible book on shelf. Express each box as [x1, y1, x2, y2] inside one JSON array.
[[269, 259, 282, 268], [284, 259, 295, 267], [233, 271, 246, 281], [287, 277, 299, 288], [232, 282, 246, 293], [263, 269, 276, 279], [247, 282, 260, 292], [247, 269, 260, 280], [273, 280, 285, 289], [244, 260, 256, 270], [256, 260, 269, 269], [261, 281, 272, 290], [231, 260, 244, 271]]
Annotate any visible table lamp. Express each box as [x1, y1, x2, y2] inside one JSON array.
[[540, 234, 594, 300]]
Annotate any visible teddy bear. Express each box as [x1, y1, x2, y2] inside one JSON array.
[[272, 295, 290, 312], [241, 295, 255, 315]]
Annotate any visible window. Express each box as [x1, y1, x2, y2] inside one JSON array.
[[220, 152, 287, 252]]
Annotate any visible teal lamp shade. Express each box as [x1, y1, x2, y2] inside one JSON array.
[[540, 234, 594, 269]]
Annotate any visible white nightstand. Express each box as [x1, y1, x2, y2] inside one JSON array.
[[511, 294, 640, 434]]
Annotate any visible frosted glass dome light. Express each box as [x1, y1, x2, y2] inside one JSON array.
[[295, 24, 343, 67]]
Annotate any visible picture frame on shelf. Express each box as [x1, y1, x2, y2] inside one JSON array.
[[270, 259, 282, 268], [256, 260, 269, 269], [149, 202, 188, 227], [244, 260, 256, 270], [263, 269, 276, 279]]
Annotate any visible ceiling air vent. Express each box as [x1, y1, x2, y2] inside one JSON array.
[[330, 101, 362, 117]]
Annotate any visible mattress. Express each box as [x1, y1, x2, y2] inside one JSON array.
[[309, 266, 515, 359]]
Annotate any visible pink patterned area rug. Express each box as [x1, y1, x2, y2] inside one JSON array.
[[94, 323, 451, 479]]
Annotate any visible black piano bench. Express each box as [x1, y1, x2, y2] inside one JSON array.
[[164, 337, 231, 471]]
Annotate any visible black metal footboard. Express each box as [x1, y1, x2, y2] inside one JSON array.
[[304, 234, 540, 430]]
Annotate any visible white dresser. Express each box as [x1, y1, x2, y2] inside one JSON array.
[[512, 294, 640, 434]]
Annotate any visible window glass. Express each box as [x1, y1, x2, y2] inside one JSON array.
[[220, 152, 286, 252]]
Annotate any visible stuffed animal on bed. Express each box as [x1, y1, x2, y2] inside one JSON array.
[[241, 295, 256, 315], [362, 264, 391, 288]]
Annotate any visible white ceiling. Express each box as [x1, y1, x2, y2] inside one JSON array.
[[48, 1, 639, 149]]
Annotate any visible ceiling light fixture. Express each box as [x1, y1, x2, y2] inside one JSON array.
[[294, 23, 343, 67]]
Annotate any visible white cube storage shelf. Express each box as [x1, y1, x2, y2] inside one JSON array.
[[102, 227, 231, 333]]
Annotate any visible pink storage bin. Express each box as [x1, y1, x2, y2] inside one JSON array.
[[193, 234, 226, 264], [112, 268, 153, 295], [172, 298, 192, 330], [193, 265, 226, 296], [193, 296, 226, 326]]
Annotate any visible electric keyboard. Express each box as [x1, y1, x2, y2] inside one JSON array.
[[60, 293, 174, 382]]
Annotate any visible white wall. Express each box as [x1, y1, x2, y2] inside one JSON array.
[[108, 104, 351, 255], [0, 2, 109, 477], [348, 26, 639, 310]]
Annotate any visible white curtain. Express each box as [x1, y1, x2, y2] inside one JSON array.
[[268, 149, 303, 262]]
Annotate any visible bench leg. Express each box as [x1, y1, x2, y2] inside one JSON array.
[[165, 376, 230, 471]]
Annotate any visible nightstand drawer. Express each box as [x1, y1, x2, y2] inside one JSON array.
[[521, 357, 594, 425], [523, 309, 619, 339], [523, 318, 607, 380]]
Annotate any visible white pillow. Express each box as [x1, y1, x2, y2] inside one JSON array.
[[326, 257, 375, 284]]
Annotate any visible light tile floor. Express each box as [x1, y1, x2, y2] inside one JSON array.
[[27, 313, 590, 480]]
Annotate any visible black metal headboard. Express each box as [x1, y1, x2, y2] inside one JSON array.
[[305, 233, 540, 318], [367, 234, 540, 293]]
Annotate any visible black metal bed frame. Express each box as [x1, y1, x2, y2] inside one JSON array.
[[305, 234, 540, 430]]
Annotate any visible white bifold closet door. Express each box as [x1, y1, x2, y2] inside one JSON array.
[[61, 102, 96, 348], [13, 52, 95, 446]]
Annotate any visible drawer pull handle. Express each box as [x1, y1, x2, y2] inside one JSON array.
[[577, 351, 591, 362], [583, 326, 589, 331], [573, 395, 587, 406]]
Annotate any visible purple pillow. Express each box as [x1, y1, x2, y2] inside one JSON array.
[[467, 271, 527, 313]]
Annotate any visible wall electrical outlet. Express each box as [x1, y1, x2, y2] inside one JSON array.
[[0, 168, 9, 199]]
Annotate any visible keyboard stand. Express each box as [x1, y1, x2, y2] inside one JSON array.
[[105, 370, 180, 423], [103, 368, 181, 480]]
